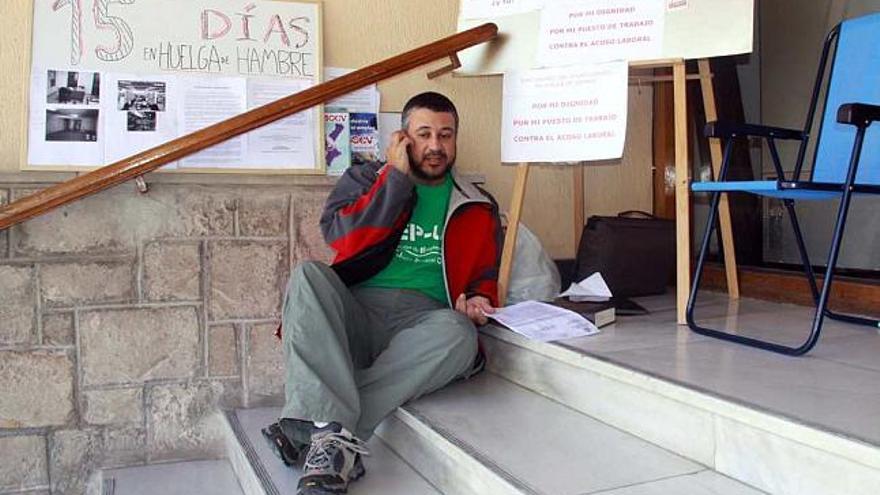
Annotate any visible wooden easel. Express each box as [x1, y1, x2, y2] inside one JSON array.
[[498, 58, 740, 324]]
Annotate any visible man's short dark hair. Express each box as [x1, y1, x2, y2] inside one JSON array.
[[401, 92, 459, 132]]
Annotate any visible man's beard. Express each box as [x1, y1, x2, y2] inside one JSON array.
[[409, 149, 454, 182]]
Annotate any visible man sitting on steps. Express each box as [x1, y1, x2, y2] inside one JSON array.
[[263, 91, 503, 495]]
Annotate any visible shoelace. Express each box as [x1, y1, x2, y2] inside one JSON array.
[[303, 432, 371, 472]]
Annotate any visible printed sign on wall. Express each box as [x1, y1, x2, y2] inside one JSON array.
[[501, 61, 629, 163], [537, 1, 665, 65], [457, 0, 754, 75]]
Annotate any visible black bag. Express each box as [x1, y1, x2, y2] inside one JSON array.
[[575, 211, 675, 297]]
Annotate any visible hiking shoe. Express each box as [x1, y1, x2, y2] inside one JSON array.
[[296, 423, 369, 494], [261, 421, 308, 466]]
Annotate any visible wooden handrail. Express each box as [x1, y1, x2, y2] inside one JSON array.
[[0, 23, 498, 231]]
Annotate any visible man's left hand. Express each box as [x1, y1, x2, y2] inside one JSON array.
[[455, 294, 495, 325]]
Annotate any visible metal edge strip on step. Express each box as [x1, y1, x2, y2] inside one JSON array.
[[102, 477, 115, 495], [401, 405, 543, 495], [225, 410, 281, 495]]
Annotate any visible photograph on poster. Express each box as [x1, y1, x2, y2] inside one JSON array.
[[46, 70, 101, 105], [45, 109, 99, 142], [127, 111, 157, 132], [118, 81, 167, 112]]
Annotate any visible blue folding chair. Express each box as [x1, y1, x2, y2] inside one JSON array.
[[687, 13, 880, 356]]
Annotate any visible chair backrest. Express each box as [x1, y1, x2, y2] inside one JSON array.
[[813, 12, 880, 186]]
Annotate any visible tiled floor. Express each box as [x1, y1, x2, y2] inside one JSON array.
[[557, 292, 880, 447]]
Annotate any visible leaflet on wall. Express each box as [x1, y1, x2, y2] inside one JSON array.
[[537, 0, 665, 66], [500, 61, 628, 163], [245, 78, 315, 169], [177, 77, 248, 168], [324, 109, 351, 176], [350, 112, 379, 166]]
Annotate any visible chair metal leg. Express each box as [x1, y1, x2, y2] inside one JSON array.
[[803, 161, 880, 348], [783, 199, 820, 304], [685, 191, 721, 328], [688, 190, 819, 355], [784, 199, 878, 328], [688, 125, 878, 355], [801, 191, 854, 352]]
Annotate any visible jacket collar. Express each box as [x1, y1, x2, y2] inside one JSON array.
[[448, 169, 491, 209]]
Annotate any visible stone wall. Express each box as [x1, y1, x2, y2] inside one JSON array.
[[0, 178, 334, 494]]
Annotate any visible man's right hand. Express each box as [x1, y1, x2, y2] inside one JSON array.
[[386, 130, 412, 175]]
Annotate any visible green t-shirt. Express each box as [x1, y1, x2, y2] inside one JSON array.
[[360, 174, 452, 304]]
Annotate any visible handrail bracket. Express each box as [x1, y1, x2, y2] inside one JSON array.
[[135, 177, 149, 194], [427, 53, 462, 80]]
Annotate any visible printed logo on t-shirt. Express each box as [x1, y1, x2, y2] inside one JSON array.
[[396, 221, 442, 264]]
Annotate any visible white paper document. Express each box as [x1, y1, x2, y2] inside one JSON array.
[[177, 77, 248, 168], [537, 0, 665, 66], [501, 61, 628, 163], [377, 112, 402, 162], [246, 78, 315, 169], [324, 67, 380, 114], [490, 300, 600, 342], [560, 272, 613, 302]]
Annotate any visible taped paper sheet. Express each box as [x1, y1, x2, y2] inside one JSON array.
[[537, 1, 665, 66], [501, 61, 629, 163], [456, 0, 754, 75]]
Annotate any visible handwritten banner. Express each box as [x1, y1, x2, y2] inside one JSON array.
[[501, 61, 628, 163], [28, 0, 321, 172], [32, 0, 318, 78]]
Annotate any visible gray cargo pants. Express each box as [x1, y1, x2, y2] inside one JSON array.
[[280, 261, 478, 442]]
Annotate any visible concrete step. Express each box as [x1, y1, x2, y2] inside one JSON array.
[[219, 293, 880, 494], [376, 372, 762, 495], [478, 310, 880, 495], [221, 374, 759, 494], [221, 407, 440, 495], [102, 460, 244, 495]]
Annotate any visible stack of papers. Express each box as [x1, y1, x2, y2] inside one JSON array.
[[489, 300, 600, 342], [559, 272, 612, 302]]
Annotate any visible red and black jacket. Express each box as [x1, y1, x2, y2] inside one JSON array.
[[322, 162, 502, 307]]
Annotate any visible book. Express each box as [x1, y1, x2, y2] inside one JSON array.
[[550, 298, 617, 328], [324, 108, 350, 176]]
